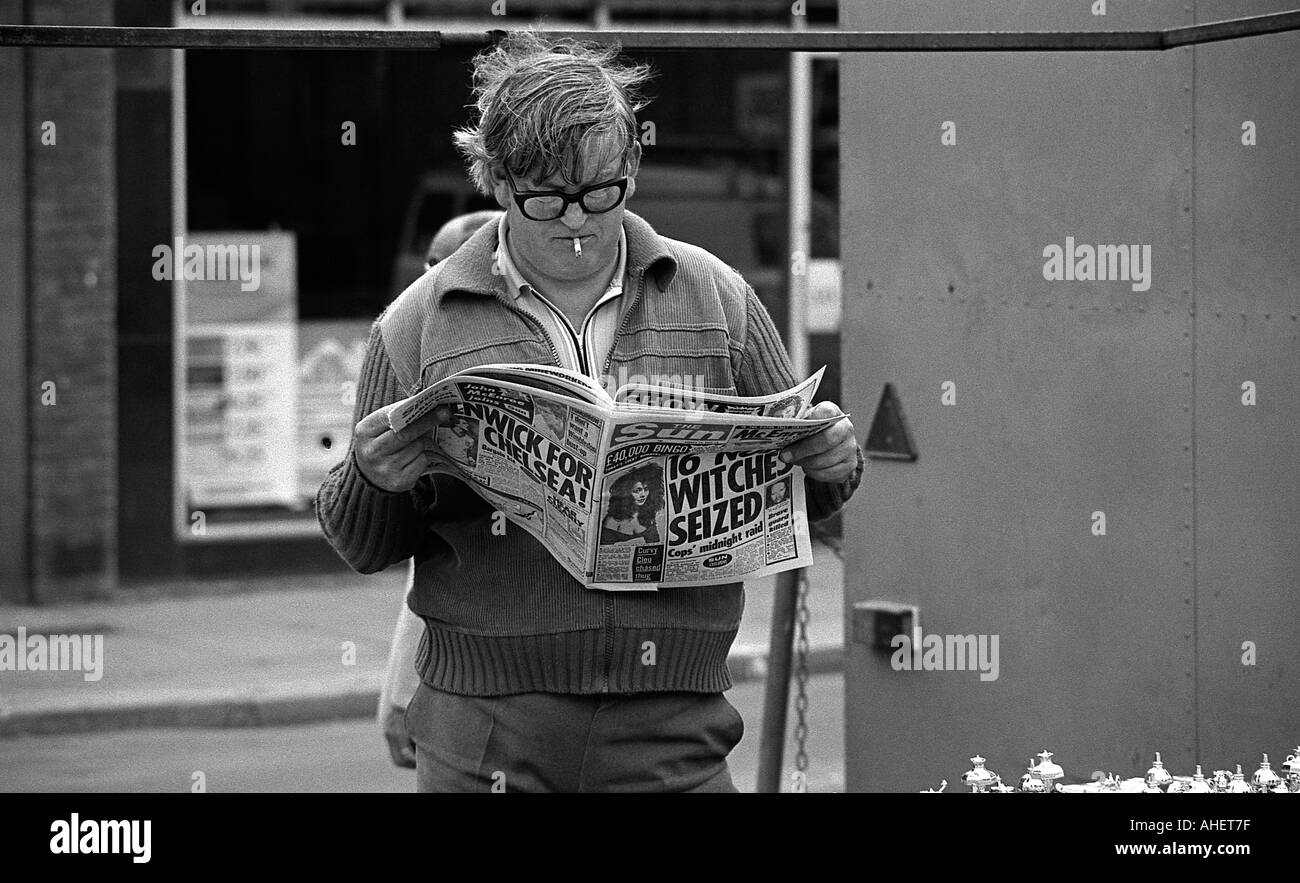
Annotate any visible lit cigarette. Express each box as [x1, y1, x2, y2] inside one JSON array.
[[573, 237, 582, 256]]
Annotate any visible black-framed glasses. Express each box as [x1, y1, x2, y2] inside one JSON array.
[[504, 168, 629, 221]]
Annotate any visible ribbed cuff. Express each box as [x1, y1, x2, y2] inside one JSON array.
[[415, 622, 737, 696], [349, 448, 405, 495], [316, 450, 419, 573]]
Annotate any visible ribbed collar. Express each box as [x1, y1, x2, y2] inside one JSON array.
[[433, 209, 678, 302]]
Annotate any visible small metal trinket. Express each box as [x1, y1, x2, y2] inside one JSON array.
[[1033, 750, 1064, 790], [1251, 754, 1283, 791], [1281, 747, 1300, 791], [1145, 752, 1173, 789], [961, 756, 998, 793], [1210, 770, 1233, 792], [1098, 773, 1124, 793], [1225, 764, 1252, 794], [1185, 765, 1212, 794], [990, 776, 1016, 793], [920, 779, 948, 793], [1020, 759, 1049, 793]]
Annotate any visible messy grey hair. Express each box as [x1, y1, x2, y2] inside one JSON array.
[[453, 32, 654, 196]]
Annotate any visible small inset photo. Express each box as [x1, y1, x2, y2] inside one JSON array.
[[766, 476, 792, 509], [769, 395, 805, 420], [600, 462, 666, 546], [436, 414, 480, 468]]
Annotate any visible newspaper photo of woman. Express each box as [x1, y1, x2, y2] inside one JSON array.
[[600, 464, 665, 545], [766, 476, 791, 508]]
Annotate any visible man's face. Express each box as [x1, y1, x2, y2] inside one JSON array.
[[770, 482, 787, 504], [491, 141, 638, 283]]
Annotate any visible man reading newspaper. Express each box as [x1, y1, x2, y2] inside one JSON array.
[[317, 32, 863, 793]]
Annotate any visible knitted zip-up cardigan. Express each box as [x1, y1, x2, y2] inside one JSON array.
[[316, 211, 864, 696]]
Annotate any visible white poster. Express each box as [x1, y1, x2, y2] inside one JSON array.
[[181, 232, 299, 510]]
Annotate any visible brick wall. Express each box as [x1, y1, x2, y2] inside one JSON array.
[[27, 0, 119, 599]]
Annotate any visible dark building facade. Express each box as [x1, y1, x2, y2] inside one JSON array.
[[1, 0, 840, 602]]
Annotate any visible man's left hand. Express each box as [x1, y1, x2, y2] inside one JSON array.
[[779, 402, 858, 484], [382, 703, 417, 769]]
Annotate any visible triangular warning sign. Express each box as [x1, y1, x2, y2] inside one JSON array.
[[864, 382, 917, 461]]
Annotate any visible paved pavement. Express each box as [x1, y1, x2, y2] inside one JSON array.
[[0, 543, 844, 738], [0, 673, 846, 793]]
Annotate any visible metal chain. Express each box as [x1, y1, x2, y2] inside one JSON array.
[[791, 568, 811, 791]]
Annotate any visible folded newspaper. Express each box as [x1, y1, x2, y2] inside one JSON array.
[[386, 363, 839, 591]]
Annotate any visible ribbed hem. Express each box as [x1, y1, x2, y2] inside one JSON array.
[[415, 622, 737, 696]]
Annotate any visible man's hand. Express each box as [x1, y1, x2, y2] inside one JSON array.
[[381, 703, 417, 769], [353, 405, 451, 492], [779, 402, 858, 483]]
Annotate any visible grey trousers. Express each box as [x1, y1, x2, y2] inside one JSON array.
[[406, 682, 744, 793]]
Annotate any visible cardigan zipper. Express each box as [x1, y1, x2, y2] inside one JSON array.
[[601, 268, 647, 377], [601, 596, 615, 692], [599, 269, 647, 692], [500, 299, 563, 369], [500, 289, 621, 691]]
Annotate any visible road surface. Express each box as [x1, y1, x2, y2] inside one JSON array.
[[0, 673, 844, 793]]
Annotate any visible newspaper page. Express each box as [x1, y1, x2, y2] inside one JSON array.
[[613, 366, 826, 418], [590, 410, 831, 589], [385, 364, 840, 590], [398, 375, 604, 584]]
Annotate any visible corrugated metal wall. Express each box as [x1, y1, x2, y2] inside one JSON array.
[[840, 0, 1298, 791]]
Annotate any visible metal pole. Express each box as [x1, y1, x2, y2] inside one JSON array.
[[788, 41, 812, 380], [757, 13, 813, 795], [3, 10, 1300, 50], [757, 571, 801, 792]]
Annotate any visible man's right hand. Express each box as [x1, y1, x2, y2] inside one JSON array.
[[353, 404, 451, 493]]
